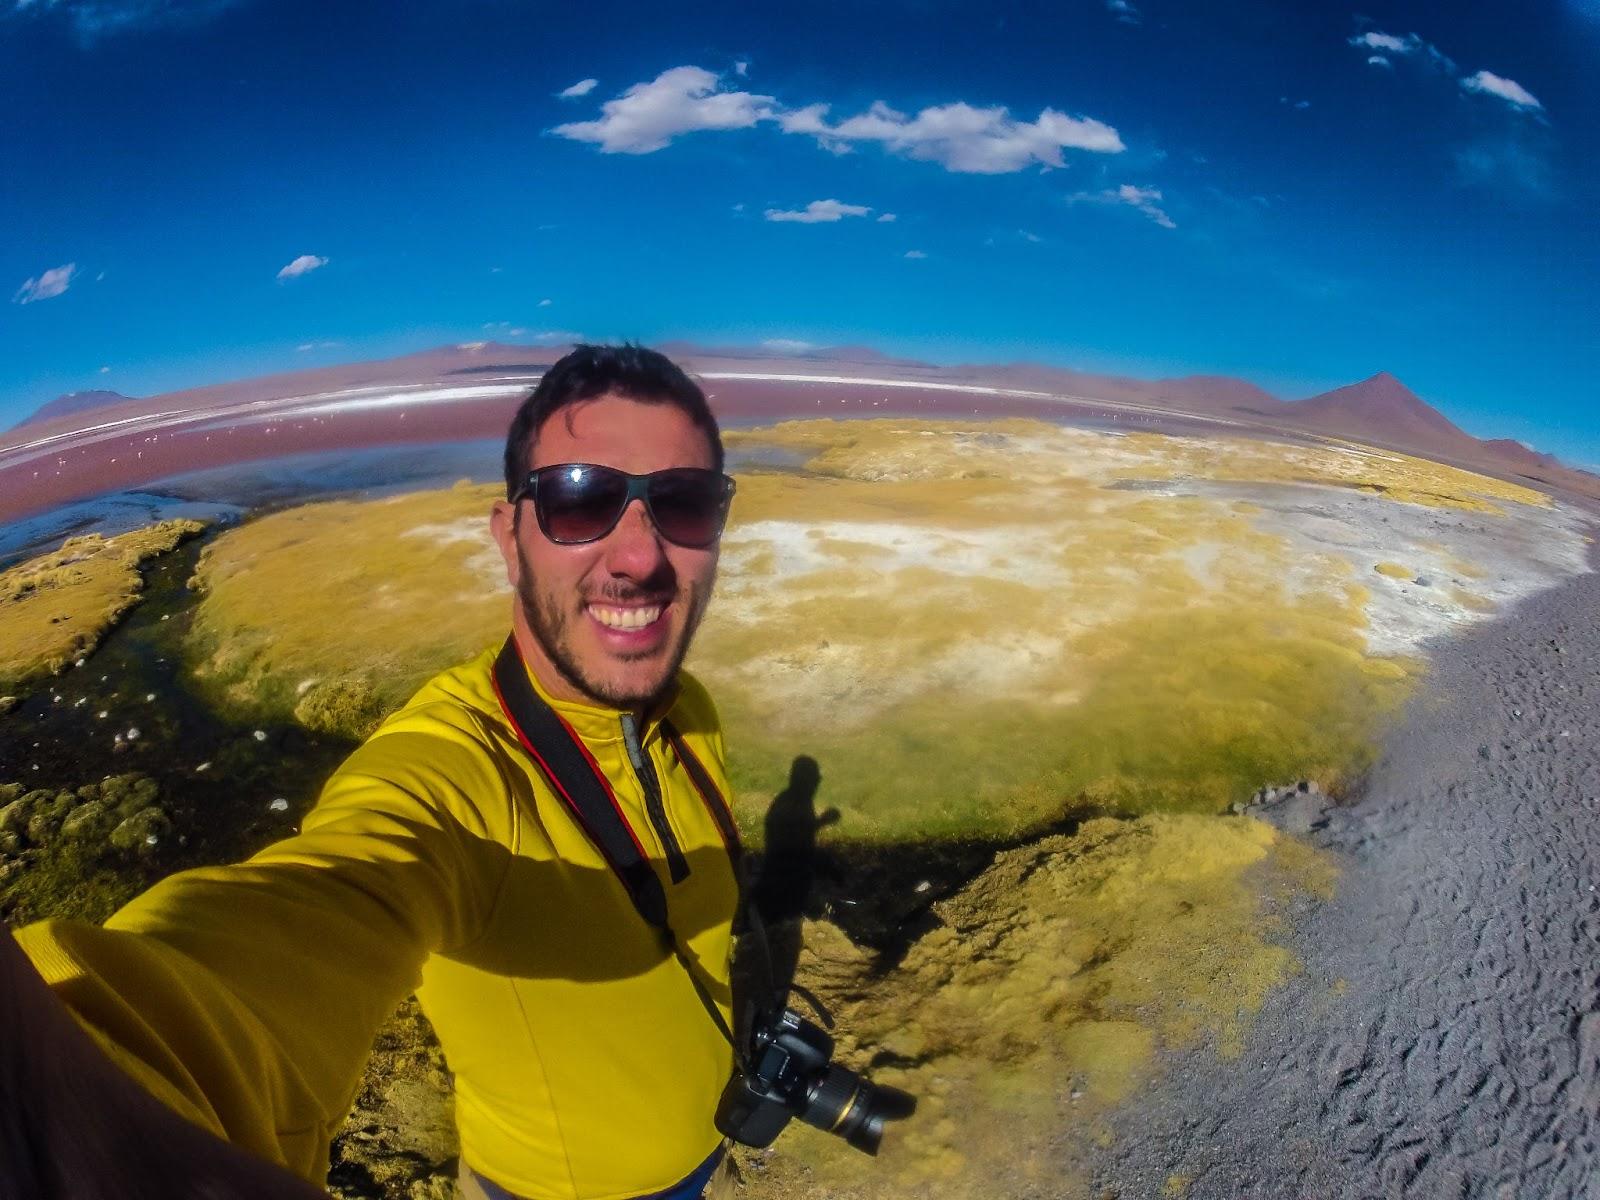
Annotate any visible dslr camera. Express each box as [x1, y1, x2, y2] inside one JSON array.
[[714, 1006, 915, 1155]]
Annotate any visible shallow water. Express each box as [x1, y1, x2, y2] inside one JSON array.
[[0, 534, 357, 921]]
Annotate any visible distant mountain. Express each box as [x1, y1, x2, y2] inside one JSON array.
[[6, 342, 1595, 508], [13, 389, 138, 431], [1153, 375, 1287, 417], [1290, 373, 1477, 449]]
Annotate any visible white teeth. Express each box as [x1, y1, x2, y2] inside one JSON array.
[[590, 604, 663, 631]]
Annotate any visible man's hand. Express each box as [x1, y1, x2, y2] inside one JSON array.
[[0, 926, 329, 1200]]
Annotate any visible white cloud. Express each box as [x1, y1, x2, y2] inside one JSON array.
[[781, 99, 1123, 173], [764, 199, 872, 223], [877, 212, 897, 223], [551, 66, 777, 154], [277, 254, 328, 280], [13, 263, 77, 304], [295, 340, 341, 352], [558, 78, 598, 99], [734, 60, 749, 77], [1106, 0, 1140, 23], [1071, 185, 1176, 229], [761, 338, 814, 354], [1279, 96, 1311, 110], [538, 298, 553, 307], [1019, 229, 1043, 243], [1461, 69, 1542, 110], [1116, 184, 1176, 228], [1346, 30, 1455, 73], [903, 249, 927, 259], [1367, 55, 1392, 68], [531, 330, 583, 344], [98, 365, 110, 373], [1351, 31, 1409, 53], [553, 65, 1124, 175]]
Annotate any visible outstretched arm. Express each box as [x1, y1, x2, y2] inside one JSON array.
[[5, 724, 509, 1188], [0, 924, 330, 1200]]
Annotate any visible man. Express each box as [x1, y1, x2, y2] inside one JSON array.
[[1, 344, 744, 1199]]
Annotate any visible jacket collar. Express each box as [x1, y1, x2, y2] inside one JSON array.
[[517, 649, 682, 747]]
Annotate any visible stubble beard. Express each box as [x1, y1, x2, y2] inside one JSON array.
[[515, 545, 709, 710]]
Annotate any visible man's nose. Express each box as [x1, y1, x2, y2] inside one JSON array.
[[602, 498, 668, 576]]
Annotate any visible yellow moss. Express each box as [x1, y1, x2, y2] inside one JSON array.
[[0, 520, 205, 691], [1450, 586, 1498, 614], [185, 488, 507, 727], [1164, 1175, 1194, 1197], [1373, 561, 1412, 579], [744, 813, 1334, 1198]]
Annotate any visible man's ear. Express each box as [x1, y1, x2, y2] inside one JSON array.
[[489, 500, 522, 589]]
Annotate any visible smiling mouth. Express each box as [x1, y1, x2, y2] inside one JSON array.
[[587, 603, 665, 631]]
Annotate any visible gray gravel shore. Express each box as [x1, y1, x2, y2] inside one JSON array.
[[1092, 539, 1600, 1199]]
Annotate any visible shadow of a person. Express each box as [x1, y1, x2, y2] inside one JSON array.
[[743, 756, 837, 1014]]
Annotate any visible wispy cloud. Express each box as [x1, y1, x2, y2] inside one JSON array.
[[558, 78, 598, 99], [538, 298, 552, 307], [1461, 70, 1542, 110], [553, 65, 1124, 175], [903, 249, 928, 259], [1279, 96, 1311, 110], [12, 0, 241, 41], [764, 199, 871, 223], [1106, 0, 1140, 24], [761, 338, 814, 354], [1346, 30, 1456, 73], [780, 99, 1123, 173], [295, 340, 342, 352], [13, 263, 77, 304], [550, 66, 777, 154], [277, 254, 328, 280], [1071, 185, 1177, 229], [1348, 26, 1547, 129], [876, 212, 897, 223]]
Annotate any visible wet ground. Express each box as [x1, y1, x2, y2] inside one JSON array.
[[0, 532, 357, 923]]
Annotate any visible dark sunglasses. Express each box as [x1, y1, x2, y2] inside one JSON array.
[[512, 464, 736, 548]]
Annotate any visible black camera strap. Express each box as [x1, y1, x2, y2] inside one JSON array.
[[490, 636, 747, 1065]]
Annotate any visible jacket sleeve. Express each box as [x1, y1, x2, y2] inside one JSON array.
[[11, 720, 512, 1181]]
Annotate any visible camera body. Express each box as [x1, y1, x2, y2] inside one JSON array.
[[714, 1007, 912, 1156]]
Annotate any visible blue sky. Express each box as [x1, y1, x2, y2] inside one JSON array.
[[3, 0, 1597, 462]]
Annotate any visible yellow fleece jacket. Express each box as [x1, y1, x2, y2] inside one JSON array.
[[15, 645, 740, 1199]]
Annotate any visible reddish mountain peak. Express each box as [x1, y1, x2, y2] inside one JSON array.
[[1294, 372, 1472, 442], [13, 389, 140, 431]]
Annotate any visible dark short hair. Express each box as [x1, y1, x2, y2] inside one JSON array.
[[503, 343, 724, 498]]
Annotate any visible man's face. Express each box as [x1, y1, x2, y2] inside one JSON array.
[[489, 393, 722, 711]]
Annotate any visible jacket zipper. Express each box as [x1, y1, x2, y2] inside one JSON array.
[[619, 712, 690, 884]]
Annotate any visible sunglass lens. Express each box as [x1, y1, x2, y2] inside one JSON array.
[[537, 465, 628, 543], [648, 471, 728, 547]]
